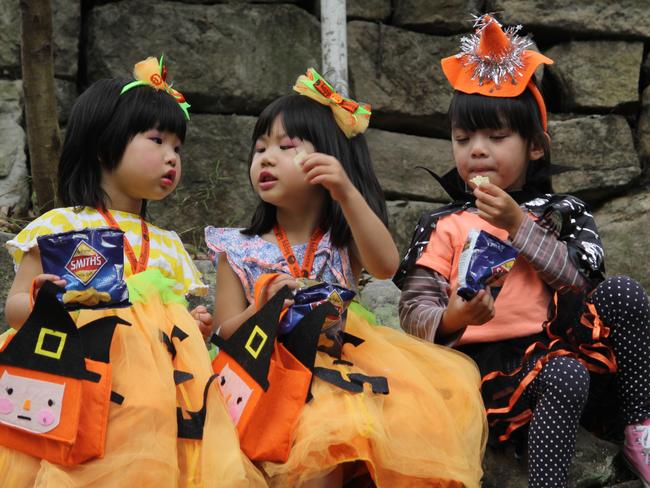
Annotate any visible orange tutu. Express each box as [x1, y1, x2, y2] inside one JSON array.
[[0, 270, 265, 488], [260, 311, 487, 487]]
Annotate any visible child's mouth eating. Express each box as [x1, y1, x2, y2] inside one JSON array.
[[258, 171, 278, 190]]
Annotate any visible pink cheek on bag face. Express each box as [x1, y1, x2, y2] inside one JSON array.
[[37, 408, 55, 426], [0, 398, 13, 414]]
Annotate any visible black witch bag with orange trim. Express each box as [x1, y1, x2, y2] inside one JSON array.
[[0, 281, 128, 465], [211, 286, 336, 463]]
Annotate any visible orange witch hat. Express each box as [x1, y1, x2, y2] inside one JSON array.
[[441, 14, 554, 129]]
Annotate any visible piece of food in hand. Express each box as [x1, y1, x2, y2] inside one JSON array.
[[470, 175, 490, 187], [293, 150, 307, 168]]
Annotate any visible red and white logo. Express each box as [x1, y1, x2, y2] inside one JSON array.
[[64, 241, 107, 285]]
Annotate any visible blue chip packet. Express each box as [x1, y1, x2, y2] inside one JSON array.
[[37, 228, 130, 310], [457, 229, 518, 301], [278, 280, 356, 336]]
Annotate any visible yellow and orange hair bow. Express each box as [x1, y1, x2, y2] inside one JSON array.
[[293, 68, 371, 138], [121, 55, 191, 120]]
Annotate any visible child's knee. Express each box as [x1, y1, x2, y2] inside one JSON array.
[[591, 275, 649, 325], [540, 356, 590, 406]]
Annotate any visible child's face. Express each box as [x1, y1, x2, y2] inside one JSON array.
[[250, 117, 320, 207], [452, 127, 539, 191], [102, 129, 182, 208]]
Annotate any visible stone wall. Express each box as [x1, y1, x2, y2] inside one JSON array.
[[0, 2, 649, 485]]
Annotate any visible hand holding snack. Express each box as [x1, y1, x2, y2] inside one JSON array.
[[441, 283, 495, 334], [300, 152, 355, 203], [293, 150, 308, 169], [258, 274, 298, 309], [469, 175, 490, 188], [37, 228, 129, 310], [473, 183, 526, 237]]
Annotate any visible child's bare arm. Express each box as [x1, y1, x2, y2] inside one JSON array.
[[5, 249, 66, 329], [213, 253, 256, 340]]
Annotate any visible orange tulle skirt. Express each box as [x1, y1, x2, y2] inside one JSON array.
[[0, 270, 265, 488], [260, 311, 487, 487]]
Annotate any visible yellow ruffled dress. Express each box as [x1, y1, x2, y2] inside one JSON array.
[[1, 207, 265, 488], [206, 227, 487, 487]]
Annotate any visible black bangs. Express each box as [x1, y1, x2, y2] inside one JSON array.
[[117, 83, 187, 142], [250, 94, 348, 161], [449, 89, 544, 141], [98, 82, 187, 171]]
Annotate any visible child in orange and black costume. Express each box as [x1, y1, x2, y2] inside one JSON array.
[[395, 14, 650, 488]]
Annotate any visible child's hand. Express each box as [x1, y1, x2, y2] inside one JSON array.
[[258, 274, 298, 310], [441, 284, 495, 334], [473, 183, 525, 238], [191, 305, 213, 339], [300, 153, 355, 203], [32, 274, 66, 299]]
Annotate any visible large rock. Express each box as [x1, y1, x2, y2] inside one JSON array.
[[55, 78, 77, 125], [638, 86, 650, 164], [0, 80, 28, 214], [548, 115, 641, 200], [148, 114, 259, 248], [546, 41, 643, 112], [0, 0, 80, 79], [348, 0, 391, 21], [348, 21, 458, 136], [0, 80, 23, 178], [595, 188, 650, 293], [87, 0, 321, 115], [490, 0, 650, 40], [367, 128, 454, 202], [314, 0, 390, 21], [393, 0, 482, 34], [357, 278, 401, 329]]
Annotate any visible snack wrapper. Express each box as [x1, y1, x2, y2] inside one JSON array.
[[457, 229, 518, 301], [37, 228, 130, 310], [278, 280, 355, 358]]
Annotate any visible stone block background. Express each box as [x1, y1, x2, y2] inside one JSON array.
[[0, 2, 649, 485]]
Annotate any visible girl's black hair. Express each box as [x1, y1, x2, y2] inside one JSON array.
[[242, 94, 388, 248], [448, 80, 553, 194], [57, 78, 187, 216]]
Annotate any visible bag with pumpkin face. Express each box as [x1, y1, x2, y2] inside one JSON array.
[[0, 281, 127, 465], [211, 283, 333, 463]]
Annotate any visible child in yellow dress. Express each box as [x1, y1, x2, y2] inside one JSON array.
[[205, 68, 487, 487], [1, 56, 265, 487]]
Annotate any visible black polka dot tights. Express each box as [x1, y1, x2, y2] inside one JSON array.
[[522, 276, 650, 487]]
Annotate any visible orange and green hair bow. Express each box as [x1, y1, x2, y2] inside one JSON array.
[[293, 68, 371, 138], [121, 55, 191, 120]]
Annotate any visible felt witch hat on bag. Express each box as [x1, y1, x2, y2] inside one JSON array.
[[211, 285, 334, 462], [441, 14, 553, 130], [0, 281, 129, 465]]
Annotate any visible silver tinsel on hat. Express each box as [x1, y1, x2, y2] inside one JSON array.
[[456, 15, 533, 89]]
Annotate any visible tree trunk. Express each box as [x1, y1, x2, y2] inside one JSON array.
[[320, 0, 349, 97], [20, 0, 61, 213]]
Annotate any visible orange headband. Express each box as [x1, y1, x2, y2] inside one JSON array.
[[441, 15, 553, 130]]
